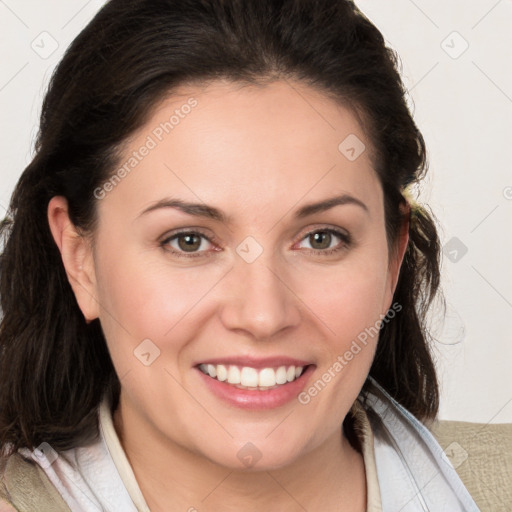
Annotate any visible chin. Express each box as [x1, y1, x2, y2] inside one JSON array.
[[197, 439, 306, 472]]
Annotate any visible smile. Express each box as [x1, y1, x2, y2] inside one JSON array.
[[198, 363, 305, 390], [195, 357, 314, 409]]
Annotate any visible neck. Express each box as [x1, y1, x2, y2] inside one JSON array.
[[113, 397, 366, 512]]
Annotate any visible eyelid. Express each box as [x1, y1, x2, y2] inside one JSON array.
[[160, 227, 216, 243], [294, 223, 350, 241]]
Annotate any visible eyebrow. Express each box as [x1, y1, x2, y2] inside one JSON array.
[[295, 194, 368, 218], [138, 193, 368, 222]]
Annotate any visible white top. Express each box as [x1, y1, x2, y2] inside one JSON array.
[[20, 398, 146, 511], [19, 398, 382, 511]]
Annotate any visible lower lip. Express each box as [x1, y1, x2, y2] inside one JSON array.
[[196, 365, 315, 410]]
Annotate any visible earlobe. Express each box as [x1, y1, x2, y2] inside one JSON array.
[[47, 196, 99, 322]]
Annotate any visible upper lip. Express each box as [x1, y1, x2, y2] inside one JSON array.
[[195, 356, 313, 369]]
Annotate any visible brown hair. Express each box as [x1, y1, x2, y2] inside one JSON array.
[[0, 0, 441, 454]]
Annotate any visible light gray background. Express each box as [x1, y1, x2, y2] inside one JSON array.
[[1, 0, 511, 423]]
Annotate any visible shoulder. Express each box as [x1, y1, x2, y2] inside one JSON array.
[[430, 419, 512, 512], [0, 451, 70, 511]]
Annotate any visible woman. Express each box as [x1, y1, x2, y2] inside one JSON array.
[[0, 0, 480, 510]]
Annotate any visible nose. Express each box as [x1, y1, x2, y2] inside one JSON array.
[[219, 255, 301, 341]]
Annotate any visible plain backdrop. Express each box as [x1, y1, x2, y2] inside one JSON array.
[[0, 0, 511, 423]]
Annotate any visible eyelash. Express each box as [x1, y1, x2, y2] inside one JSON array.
[[160, 227, 352, 259]]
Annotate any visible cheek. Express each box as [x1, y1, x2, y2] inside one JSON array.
[[93, 245, 226, 356], [293, 256, 390, 422], [296, 252, 390, 346]]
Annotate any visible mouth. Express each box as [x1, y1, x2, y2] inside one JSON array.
[[195, 358, 315, 410], [198, 363, 306, 391]]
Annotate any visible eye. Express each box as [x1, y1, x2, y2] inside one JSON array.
[[296, 228, 351, 255], [160, 227, 351, 259], [161, 230, 216, 258]]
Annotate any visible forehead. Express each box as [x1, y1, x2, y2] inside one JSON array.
[[98, 79, 382, 223]]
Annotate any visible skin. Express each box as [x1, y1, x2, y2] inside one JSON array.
[[48, 79, 409, 511]]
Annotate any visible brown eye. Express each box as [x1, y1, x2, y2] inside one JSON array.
[[296, 228, 351, 255], [177, 233, 203, 252], [162, 231, 214, 256], [308, 231, 333, 250]]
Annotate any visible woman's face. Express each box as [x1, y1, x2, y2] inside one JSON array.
[[73, 80, 404, 469]]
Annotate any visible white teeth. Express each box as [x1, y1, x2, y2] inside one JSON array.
[[216, 364, 228, 382], [275, 366, 287, 385], [258, 368, 276, 387], [199, 363, 306, 389], [240, 367, 259, 387], [227, 366, 241, 384]]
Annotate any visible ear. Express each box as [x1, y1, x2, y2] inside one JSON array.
[[47, 196, 99, 322], [383, 200, 410, 310]]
